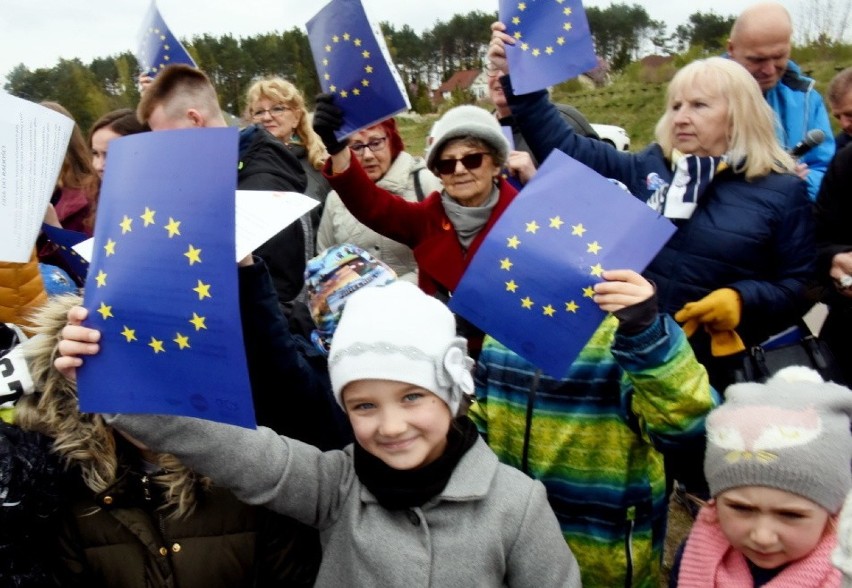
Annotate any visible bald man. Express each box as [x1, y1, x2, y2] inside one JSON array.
[[727, 1, 835, 200]]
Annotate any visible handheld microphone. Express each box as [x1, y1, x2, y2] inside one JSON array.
[[789, 129, 825, 157]]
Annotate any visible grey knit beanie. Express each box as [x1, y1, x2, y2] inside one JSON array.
[[425, 104, 510, 171], [705, 366, 852, 513]]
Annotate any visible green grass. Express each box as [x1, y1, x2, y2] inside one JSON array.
[[397, 114, 439, 159], [397, 47, 850, 155]]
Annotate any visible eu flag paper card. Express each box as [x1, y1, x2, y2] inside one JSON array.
[[499, 0, 597, 94], [306, 0, 410, 138], [136, 0, 197, 77], [450, 150, 676, 377], [78, 128, 256, 428]]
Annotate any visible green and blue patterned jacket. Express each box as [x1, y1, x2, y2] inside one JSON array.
[[470, 313, 719, 588]]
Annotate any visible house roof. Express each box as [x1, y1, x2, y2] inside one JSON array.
[[638, 54, 674, 69], [435, 69, 482, 93]]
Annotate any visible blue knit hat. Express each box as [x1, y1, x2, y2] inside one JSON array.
[[304, 244, 397, 354]]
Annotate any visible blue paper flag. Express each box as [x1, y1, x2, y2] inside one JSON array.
[[136, 0, 198, 76], [449, 150, 676, 377], [78, 128, 256, 428], [40, 223, 90, 283], [306, 0, 410, 138], [499, 0, 598, 94]]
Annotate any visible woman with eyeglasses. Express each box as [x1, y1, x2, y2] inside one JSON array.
[[316, 117, 442, 283], [313, 95, 534, 357], [243, 77, 331, 234]]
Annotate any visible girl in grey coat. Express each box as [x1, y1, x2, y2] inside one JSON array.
[[59, 281, 581, 587]]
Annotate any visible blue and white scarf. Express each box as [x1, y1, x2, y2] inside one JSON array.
[[646, 150, 729, 219]]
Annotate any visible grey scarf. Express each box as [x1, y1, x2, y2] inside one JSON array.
[[441, 186, 499, 250]]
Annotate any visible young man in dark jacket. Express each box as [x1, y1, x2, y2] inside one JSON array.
[[137, 64, 311, 313]]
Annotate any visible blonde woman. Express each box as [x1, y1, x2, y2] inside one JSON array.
[[244, 77, 331, 223], [488, 39, 815, 389], [488, 33, 817, 583]]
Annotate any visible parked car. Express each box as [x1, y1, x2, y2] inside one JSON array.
[[591, 123, 630, 151]]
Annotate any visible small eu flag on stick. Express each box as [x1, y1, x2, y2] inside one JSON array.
[[136, 0, 198, 77]]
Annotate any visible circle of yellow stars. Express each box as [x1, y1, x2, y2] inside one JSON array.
[[94, 206, 211, 355], [320, 31, 375, 99], [507, 0, 576, 58], [500, 214, 605, 317], [145, 27, 173, 74]]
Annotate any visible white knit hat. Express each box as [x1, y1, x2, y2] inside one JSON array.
[[425, 104, 510, 171], [327, 281, 475, 415]]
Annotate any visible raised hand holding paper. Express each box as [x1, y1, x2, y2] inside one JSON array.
[[78, 128, 255, 428], [450, 150, 676, 376]]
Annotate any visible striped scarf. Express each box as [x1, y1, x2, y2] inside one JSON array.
[[647, 151, 729, 219]]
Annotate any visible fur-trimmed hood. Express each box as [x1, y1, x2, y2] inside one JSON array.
[[16, 294, 210, 518]]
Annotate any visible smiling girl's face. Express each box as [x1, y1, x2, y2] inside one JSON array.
[[342, 379, 452, 471]]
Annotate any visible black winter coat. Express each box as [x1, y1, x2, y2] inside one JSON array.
[[814, 144, 852, 384], [238, 125, 313, 310], [0, 421, 70, 587]]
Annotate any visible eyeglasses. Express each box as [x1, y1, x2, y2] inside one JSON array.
[[350, 137, 388, 155], [251, 105, 290, 120], [434, 152, 488, 176]]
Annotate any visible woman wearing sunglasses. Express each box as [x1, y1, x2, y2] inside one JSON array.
[[316, 117, 442, 284], [313, 95, 534, 357]]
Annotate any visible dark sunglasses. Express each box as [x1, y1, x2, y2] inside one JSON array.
[[434, 152, 488, 176]]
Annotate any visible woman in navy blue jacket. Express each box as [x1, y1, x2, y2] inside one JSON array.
[[487, 32, 815, 388], [487, 31, 816, 499]]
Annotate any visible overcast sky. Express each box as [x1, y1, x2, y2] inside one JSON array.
[[1, 0, 806, 85]]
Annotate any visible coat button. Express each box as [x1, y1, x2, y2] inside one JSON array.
[[407, 510, 420, 526], [159, 547, 168, 556], [171, 543, 181, 553], [102, 496, 113, 505]]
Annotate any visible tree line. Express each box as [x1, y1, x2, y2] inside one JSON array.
[[6, 3, 835, 133]]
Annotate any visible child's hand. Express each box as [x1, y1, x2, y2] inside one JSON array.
[[593, 269, 653, 313], [54, 305, 101, 381]]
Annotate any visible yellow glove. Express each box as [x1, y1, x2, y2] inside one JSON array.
[[674, 288, 746, 357]]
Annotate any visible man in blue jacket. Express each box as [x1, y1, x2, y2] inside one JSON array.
[[727, 1, 835, 200]]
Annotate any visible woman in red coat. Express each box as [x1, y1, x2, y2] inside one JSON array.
[[313, 98, 533, 356]]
